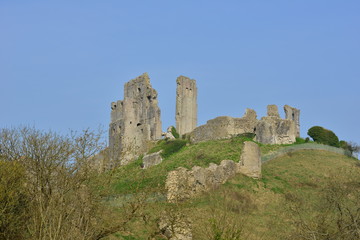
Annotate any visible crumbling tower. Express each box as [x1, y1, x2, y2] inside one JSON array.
[[109, 73, 162, 166], [284, 105, 300, 137], [176, 76, 197, 135], [255, 105, 297, 144]]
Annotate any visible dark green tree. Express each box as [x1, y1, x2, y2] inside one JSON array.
[[307, 126, 340, 147]]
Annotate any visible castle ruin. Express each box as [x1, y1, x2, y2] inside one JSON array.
[[284, 105, 300, 138], [109, 73, 300, 166], [109, 73, 162, 166], [176, 76, 197, 135], [255, 105, 297, 144]]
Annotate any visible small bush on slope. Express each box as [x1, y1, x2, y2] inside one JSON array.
[[148, 139, 187, 158], [308, 126, 340, 147]]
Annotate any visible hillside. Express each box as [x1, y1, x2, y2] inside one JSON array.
[[105, 138, 360, 240]]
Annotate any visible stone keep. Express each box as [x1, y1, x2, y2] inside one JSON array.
[[284, 105, 300, 138], [176, 76, 197, 135], [109, 73, 162, 166]]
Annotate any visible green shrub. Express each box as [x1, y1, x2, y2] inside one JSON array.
[[235, 133, 256, 141], [340, 140, 360, 157], [339, 140, 348, 150], [160, 139, 187, 158], [307, 126, 339, 147], [295, 137, 306, 144], [170, 126, 180, 139], [148, 139, 187, 159]]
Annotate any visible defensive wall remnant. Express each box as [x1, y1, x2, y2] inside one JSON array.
[[190, 105, 299, 145], [190, 108, 257, 143], [284, 105, 300, 138], [238, 141, 262, 178], [165, 141, 261, 202], [109, 73, 162, 166], [176, 76, 197, 136]]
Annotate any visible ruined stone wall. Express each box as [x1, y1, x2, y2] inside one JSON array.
[[284, 105, 300, 138], [189, 105, 298, 145], [166, 160, 238, 202], [255, 105, 297, 144], [190, 109, 257, 143], [166, 141, 261, 202], [109, 73, 162, 167], [176, 76, 197, 135]]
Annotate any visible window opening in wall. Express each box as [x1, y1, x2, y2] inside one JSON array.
[[138, 88, 141, 93], [137, 123, 142, 127]]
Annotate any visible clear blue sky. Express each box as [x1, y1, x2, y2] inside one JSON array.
[[1, 0, 359, 145]]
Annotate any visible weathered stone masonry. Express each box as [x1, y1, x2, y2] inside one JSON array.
[[255, 105, 297, 144], [109, 73, 162, 167], [190, 105, 299, 145], [109, 73, 300, 168], [176, 76, 197, 135], [284, 105, 300, 138]]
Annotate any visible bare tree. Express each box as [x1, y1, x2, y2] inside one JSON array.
[[0, 127, 128, 240], [288, 174, 360, 240]]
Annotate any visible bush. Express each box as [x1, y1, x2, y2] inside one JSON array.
[[295, 137, 306, 144], [235, 133, 256, 141], [160, 139, 187, 158], [340, 140, 360, 156], [148, 139, 187, 159], [307, 126, 340, 147], [170, 126, 180, 139]]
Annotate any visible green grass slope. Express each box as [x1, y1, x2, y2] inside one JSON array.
[[106, 138, 360, 239]]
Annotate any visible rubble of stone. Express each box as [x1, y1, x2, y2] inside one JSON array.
[[166, 141, 261, 202], [109, 73, 162, 167], [176, 76, 197, 136], [190, 109, 257, 143], [238, 141, 261, 178], [142, 151, 163, 169], [162, 126, 176, 140]]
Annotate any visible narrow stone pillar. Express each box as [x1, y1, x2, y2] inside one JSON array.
[[284, 105, 300, 138], [176, 76, 197, 135], [238, 141, 261, 178]]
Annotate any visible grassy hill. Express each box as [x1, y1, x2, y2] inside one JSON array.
[[104, 137, 360, 240]]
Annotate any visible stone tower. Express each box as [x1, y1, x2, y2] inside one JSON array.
[[109, 73, 162, 167], [176, 76, 197, 135], [284, 105, 300, 137]]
